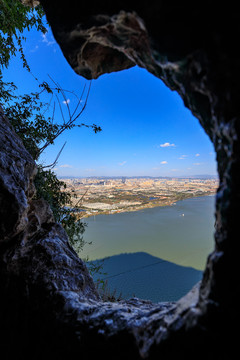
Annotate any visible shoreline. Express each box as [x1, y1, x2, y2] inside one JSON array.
[[80, 193, 216, 270], [77, 192, 216, 220]]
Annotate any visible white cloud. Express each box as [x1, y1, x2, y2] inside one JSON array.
[[63, 99, 70, 105], [119, 161, 127, 166], [59, 164, 73, 168], [159, 142, 176, 148], [160, 161, 168, 164], [30, 45, 39, 53], [41, 33, 47, 42], [41, 32, 55, 47], [85, 168, 96, 172], [179, 155, 187, 160], [193, 162, 201, 166], [195, 153, 200, 157]]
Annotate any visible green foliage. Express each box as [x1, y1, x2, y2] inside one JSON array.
[[4, 88, 59, 160], [34, 166, 70, 219], [34, 165, 89, 254], [0, 75, 101, 160], [0, 74, 102, 255], [0, 0, 47, 70], [0, 73, 17, 100], [85, 260, 123, 302], [96, 279, 123, 302], [0, 1, 107, 293], [62, 211, 89, 255]]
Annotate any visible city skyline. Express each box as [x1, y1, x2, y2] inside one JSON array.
[[3, 19, 218, 178]]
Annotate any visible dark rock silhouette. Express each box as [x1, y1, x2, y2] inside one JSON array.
[[91, 252, 202, 302], [1, 1, 240, 358]]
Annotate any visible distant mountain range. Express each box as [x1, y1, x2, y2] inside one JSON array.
[[90, 252, 202, 303], [59, 175, 218, 180]]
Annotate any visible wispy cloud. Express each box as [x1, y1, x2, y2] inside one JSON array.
[[195, 153, 200, 157], [119, 161, 127, 166], [153, 161, 168, 169], [30, 45, 39, 53], [179, 155, 187, 160], [63, 99, 70, 105], [159, 142, 176, 148], [41, 32, 56, 47], [193, 162, 201, 166], [59, 164, 73, 168]]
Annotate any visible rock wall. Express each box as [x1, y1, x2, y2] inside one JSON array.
[[0, 0, 240, 358]]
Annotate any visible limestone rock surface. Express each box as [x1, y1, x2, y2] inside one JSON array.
[[0, 107, 36, 243]]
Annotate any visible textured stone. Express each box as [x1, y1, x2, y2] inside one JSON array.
[[1, 1, 240, 359], [0, 107, 36, 243]]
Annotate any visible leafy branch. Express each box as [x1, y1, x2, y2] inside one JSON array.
[[0, 0, 47, 70], [0, 0, 107, 291], [38, 77, 101, 156], [0, 75, 102, 161]]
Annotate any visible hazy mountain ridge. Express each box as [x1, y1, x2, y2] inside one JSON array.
[[59, 175, 218, 180], [90, 252, 202, 303]]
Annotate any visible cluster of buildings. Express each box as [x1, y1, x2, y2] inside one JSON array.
[[61, 177, 218, 218]]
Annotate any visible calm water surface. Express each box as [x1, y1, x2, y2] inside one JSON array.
[[81, 195, 216, 270]]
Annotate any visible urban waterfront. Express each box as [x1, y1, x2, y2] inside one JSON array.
[[62, 177, 218, 218], [80, 195, 216, 271]]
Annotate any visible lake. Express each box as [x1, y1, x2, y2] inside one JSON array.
[[81, 195, 216, 271]]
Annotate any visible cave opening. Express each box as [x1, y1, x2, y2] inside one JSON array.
[[0, 12, 218, 305], [4, 16, 218, 304], [70, 65, 219, 303], [1, 1, 239, 357]]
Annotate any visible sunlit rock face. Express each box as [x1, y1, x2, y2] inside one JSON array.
[[0, 109, 100, 358], [0, 0, 239, 358], [0, 107, 36, 243]]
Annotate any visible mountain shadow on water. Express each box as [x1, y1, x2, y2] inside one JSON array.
[[90, 252, 202, 303]]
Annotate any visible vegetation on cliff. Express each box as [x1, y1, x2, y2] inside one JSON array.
[[0, 0, 101, 256]]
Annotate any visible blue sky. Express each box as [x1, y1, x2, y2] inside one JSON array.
[[3, 21, 217, 178]]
